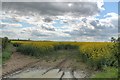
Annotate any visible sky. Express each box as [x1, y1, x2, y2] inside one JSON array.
[[1, 0, 119, 42]]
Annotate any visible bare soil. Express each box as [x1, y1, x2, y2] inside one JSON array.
[[2, 52, 40, 77], [2, 49, 93, 78]]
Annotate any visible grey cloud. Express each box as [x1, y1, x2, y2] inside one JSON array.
[[90, 20, 99, 27], [2, 2, 99, 17], [1, 24, 6, 28], [41, 24, 55, 31], [2, 30, 17, 37], [64, 28, 114, 41], [64, 28, 99, 37], [43, 17, 53, 22], [31, 30, 49, 37], [82, 18, 87, 23], [64, 17, 118, 41]]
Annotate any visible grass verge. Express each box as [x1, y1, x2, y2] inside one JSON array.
[[2, 43, 13, 64], [92, 67, 118, 78]]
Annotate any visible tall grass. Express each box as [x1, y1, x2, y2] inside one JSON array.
[[17, 44, 54, 57], [2, 43, 13, 63], [15, 42, 79, 58]]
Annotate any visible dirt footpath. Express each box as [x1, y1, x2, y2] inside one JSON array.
[[2, 50, 93, 78], [2, 51, 69, 77], [2, 52, 39, 77]]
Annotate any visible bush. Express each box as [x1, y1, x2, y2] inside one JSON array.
[[2, 52, 11, 63], [12, 43, 21, 47], [2, 43, 13, 63], [2, 37, 9, 49]]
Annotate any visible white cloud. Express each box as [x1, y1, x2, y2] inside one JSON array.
[[100, 12, 118, 28], [1, 11, 118, 41], [1, 22, 22, 28], [96, 0, 105, 11], [1, 1, 119, 41]]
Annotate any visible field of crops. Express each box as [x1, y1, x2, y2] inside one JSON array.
[[11, 41, 118, 70]]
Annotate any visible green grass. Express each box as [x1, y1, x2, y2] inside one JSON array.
[[0, 38, 2, 45], [0, 38, 2, 65], [0, 54, 2, 65], [37, 49, 81, 64], [92, 67, 118, 78], [2, 43, 13, 64]]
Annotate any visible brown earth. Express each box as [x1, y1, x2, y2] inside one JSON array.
[[2, 52, 39, 77], [2, 51, 68, 77], [2, 49, 92, 78]]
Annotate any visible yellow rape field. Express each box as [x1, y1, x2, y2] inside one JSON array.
[[11, 41, 118, 69]]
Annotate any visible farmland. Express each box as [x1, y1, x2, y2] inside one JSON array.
[[1, 40, 119, 78]]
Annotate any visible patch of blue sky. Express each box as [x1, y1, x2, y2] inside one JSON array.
[[118, 1, 120, 15], [74, 20, 81, 23], [2, 18, 16, 23], [18, 21, 34, 28], [2, 18, 34, 28], [52, 20, 68, 27], [104, 0, 120, 2], [96, 2, 118, 19]]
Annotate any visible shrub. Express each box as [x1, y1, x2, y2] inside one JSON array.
[[12, 43, 21, 47], [2, 37, 9, 49], [2, 52, 11, 63], [2, 43, 13, 63]]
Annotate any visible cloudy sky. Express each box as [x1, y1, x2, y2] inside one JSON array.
[[1, 0, 119, 41]]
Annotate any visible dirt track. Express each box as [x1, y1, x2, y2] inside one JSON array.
[[2, 51, 69, 77], [2, 52, 40, 77], [2, 50, 93, 78]]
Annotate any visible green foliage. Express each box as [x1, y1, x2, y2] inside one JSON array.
[[92, 67, 118, 78], [103, 43, 118, 67], [79, 43, 118, 69], [14, 41, 118, 70], [0, 38, 2, 45], [12, 43, 21, 47], [2, 44, 13, 63], [16, 42, 79, 58], [0, 54, 2, 65], [1, 37, 12, 63], [54, 44, 78, 50], [2, 52, 11, 63], [17, 44, 54, 57], [2, 37, 9, 49]]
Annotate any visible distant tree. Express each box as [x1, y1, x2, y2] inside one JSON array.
[[117, 37, 120, 42], [28, 38, 30, 41], [2, 37, 9, 49], [111, 37, 116, 42]]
